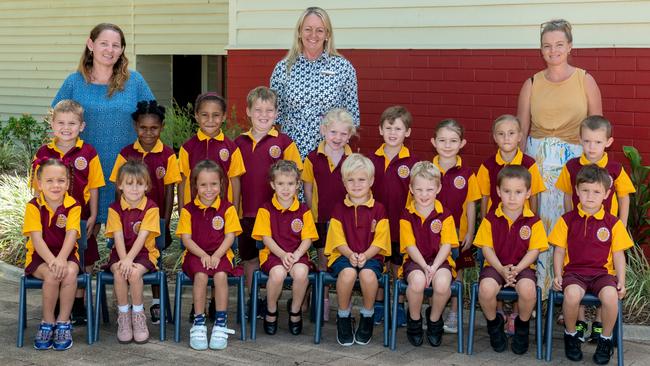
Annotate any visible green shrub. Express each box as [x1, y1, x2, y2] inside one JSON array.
[[0, 143, 27, 174], [0, 174, 31, 266], [160, 101, 196, 152], [623, 146, 650, 246], [0, 115, 50, 174], [624, 245, 650, 323]]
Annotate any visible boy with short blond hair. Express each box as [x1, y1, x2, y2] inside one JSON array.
[[550, 164, 633, 364], [325, 153, 391, 346], [369, 105, 420, 325]]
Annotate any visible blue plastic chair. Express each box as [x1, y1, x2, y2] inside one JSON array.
[[466, 252, 544, 359], [172, 238, 246, 343], [249, 269, 319, 340], [545, 290, 623, 365], [390, 279, 464, 352], [314, 271, 391, 346], [94, 219, 171, 342], [17, 220, 94, 347]]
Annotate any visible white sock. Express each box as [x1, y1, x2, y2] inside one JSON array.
[[601, 334, 613, 340], [151, 298, 160, 306], [118, 304, 130, 313], [132, 304, 144, 312], [565, 330, 577, 336]]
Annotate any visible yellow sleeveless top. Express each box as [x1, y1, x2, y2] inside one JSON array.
[[529, 68, 588, 145]]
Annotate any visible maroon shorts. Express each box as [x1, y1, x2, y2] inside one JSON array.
[[310, 222, 328, 249], [479, 266, 536, 287], [455, 247, 476, 270], [402, 260, 453, 281], [237, 217, 259, 261], [25, 250, 80, 276], [182, 253, 235, 280], [103, 248, 157, 273], [261, 254, 315, 274], [562, 272, 618, 296]]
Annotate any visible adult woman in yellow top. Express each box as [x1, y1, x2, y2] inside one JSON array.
[[517, 19, 602, 296]]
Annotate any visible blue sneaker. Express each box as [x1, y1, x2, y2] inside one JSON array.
[[53, 322, 73, 351], [396, 304, 407, 327], [34, 322, 55, 350], [373, 302, 384, 325]]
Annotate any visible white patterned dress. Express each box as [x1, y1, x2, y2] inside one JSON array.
[[270, 52, 360, 158]]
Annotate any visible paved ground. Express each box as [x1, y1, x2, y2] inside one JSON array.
[[2, 276, 650, 365]]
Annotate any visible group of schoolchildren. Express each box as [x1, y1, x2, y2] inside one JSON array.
[[24, 85, 634, 365]]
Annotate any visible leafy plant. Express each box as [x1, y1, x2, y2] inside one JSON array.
[[624, 245, 650, 323], [0, 114, 50, 165], [222, 104, 243, 140], [160, 100, 197, 152], [623, 146, 650, 245], [0, 174, 32, 266], [0, 143, 26, 174]]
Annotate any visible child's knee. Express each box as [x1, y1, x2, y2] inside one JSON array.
[[563, 285, 584, 304], [407, 272, 426, 292], [291, 265, 309, 281], [63, 265, 79, 283], [269, 267, 288, 282], [194, 273, 208, 286], [338, 268, 357, 283], [517, 280, 536, 300], [479, 279, 498, 298], [359, 269, 378, 285], [598, 286, 618, 305]]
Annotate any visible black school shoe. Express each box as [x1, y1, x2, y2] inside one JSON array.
[[486, 314, 507, 352], [425, 307, 444, 347], [593, 336, 614, 365], [589, 321, 604, 343], [263, 307, 278, 335], [511, 316, 530, 355], [406, 311, 423, 346], [564, 332, 583, 361], [336, 314, 354, 346], [287, 298, 303, 335], [355, 314, 374, 345], [70, 298, 86, 326]]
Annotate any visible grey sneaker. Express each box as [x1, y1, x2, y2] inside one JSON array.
[[443, 311, 458, 334]]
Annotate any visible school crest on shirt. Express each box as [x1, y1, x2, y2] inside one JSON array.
[[519, 225, 532, 240], [370, 219, 377, 233], [212, 216, 225, 231], [430, 219, 442, 234], [269, 145, 282, 159], [291, 218, 303, 233], [155, 166, 166, 179], [74, 156, 88, 170], [219, 148, 230, 162], [132, 221, 141, 234], [453, 175, 466, 189], [597, 227, 611, 242], [55, 214, 67, 228], [397, 165, 410, 179]]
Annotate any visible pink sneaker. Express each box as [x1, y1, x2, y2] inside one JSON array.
[[117, 310, 133, 344], [132, 310, 149, 344], [506, 312, 518, 336]]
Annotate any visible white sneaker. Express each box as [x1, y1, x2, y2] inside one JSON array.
[[209, 325, 235, 350], [189, 324, 208, 350], [443, 312, 458, 334]]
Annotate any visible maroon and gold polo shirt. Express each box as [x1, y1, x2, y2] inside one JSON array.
[[301, 141, 351, 223], [23, 193, 81, 268], [324, 194, 391, 267], [549, 204, 633, 276], [369, 144, 419, 243], [252, 195, 318, 266], [476, 148, 546, 212], [32, 138, 105, 208], [399, 200, 459, 277], [109, 139, 181, 210], [555, 153, 635, 216], [473, 203, 548, 269], [105, 196, 161, 268], [178, 130, 246, 204], [235, 128, 303, 218], [176, 196, 242, 265], [433, 155, 481, 240]]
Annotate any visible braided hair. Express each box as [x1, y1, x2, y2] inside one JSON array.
[[131, 100, 166, 124]]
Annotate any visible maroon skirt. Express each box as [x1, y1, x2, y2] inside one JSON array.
[[25, 248, 80, 276], [182, 253, 235, 280], [261, 254, 314, 274]]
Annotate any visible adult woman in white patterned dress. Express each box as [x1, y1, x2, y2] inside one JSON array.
[[517, 19, 602, 297], [270, 6, 360, 158]]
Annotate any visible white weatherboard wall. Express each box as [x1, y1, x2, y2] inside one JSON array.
[[0, 0, 228, 120], [228, 0, 650, 50]]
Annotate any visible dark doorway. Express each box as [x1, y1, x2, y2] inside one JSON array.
[[172, 55, 201, 108]]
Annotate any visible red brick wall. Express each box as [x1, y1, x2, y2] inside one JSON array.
[[227, 48, 650, 169]]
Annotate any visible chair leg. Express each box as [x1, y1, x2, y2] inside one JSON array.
[[456, 281, 463, 354], [314, 273, 323, 344], [164, 278, 173, 324], [250, 272, 259, 340], [389, 280, 400, 350], [94, 274, 102, 342], [616, 299, 624, 366], [101, 280, 109, 323], [544, 290, 555, 362], [174, 272, 183, 343], [85, 274, 94, 345], [17, 276, 26, 347], [466, 282, 478, 355], [159, 273, 166, 341], [536, 287, 542, 360], [238, 276, 246, 341], [383, 274, 390, 347]]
